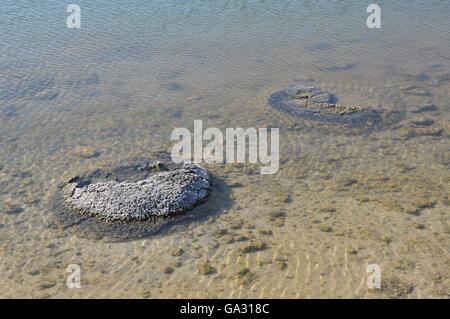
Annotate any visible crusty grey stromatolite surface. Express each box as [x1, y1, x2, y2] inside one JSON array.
[[64, 163, 211, 222], [268, 85, 384, 127], [52, 157, 214, 241]]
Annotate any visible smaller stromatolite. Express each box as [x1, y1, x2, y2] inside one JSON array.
[[268, 85, 383, 127]]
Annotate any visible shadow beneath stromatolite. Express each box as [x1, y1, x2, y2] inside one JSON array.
[[51, 156, 232, 242]]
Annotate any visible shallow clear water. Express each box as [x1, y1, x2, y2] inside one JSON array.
[[0, 0, 449, 298]]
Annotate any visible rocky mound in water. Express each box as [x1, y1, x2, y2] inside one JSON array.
[[64, 163, 210, 222], [268, 85, 384, 127], [52, 157, 213, 241]]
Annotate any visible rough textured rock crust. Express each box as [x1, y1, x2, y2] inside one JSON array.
[[64, 163, 210, 222], [51, 157, 213, 241], [268, 85, 384, 127]]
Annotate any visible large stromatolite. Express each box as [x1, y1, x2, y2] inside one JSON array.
[[53, 157, 212, 241], [65, 163, 210, 222], [268, 85, 383, 127]]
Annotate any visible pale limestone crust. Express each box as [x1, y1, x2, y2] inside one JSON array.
[[64, 163, 211, 222]]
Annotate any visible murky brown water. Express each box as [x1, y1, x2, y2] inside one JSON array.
[[0, 1, 449, 298]]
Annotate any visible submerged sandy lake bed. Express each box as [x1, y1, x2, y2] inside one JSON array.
[[0, 1, 449, 298]]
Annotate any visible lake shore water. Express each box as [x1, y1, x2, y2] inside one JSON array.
[[0, 1, 449, 298]]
